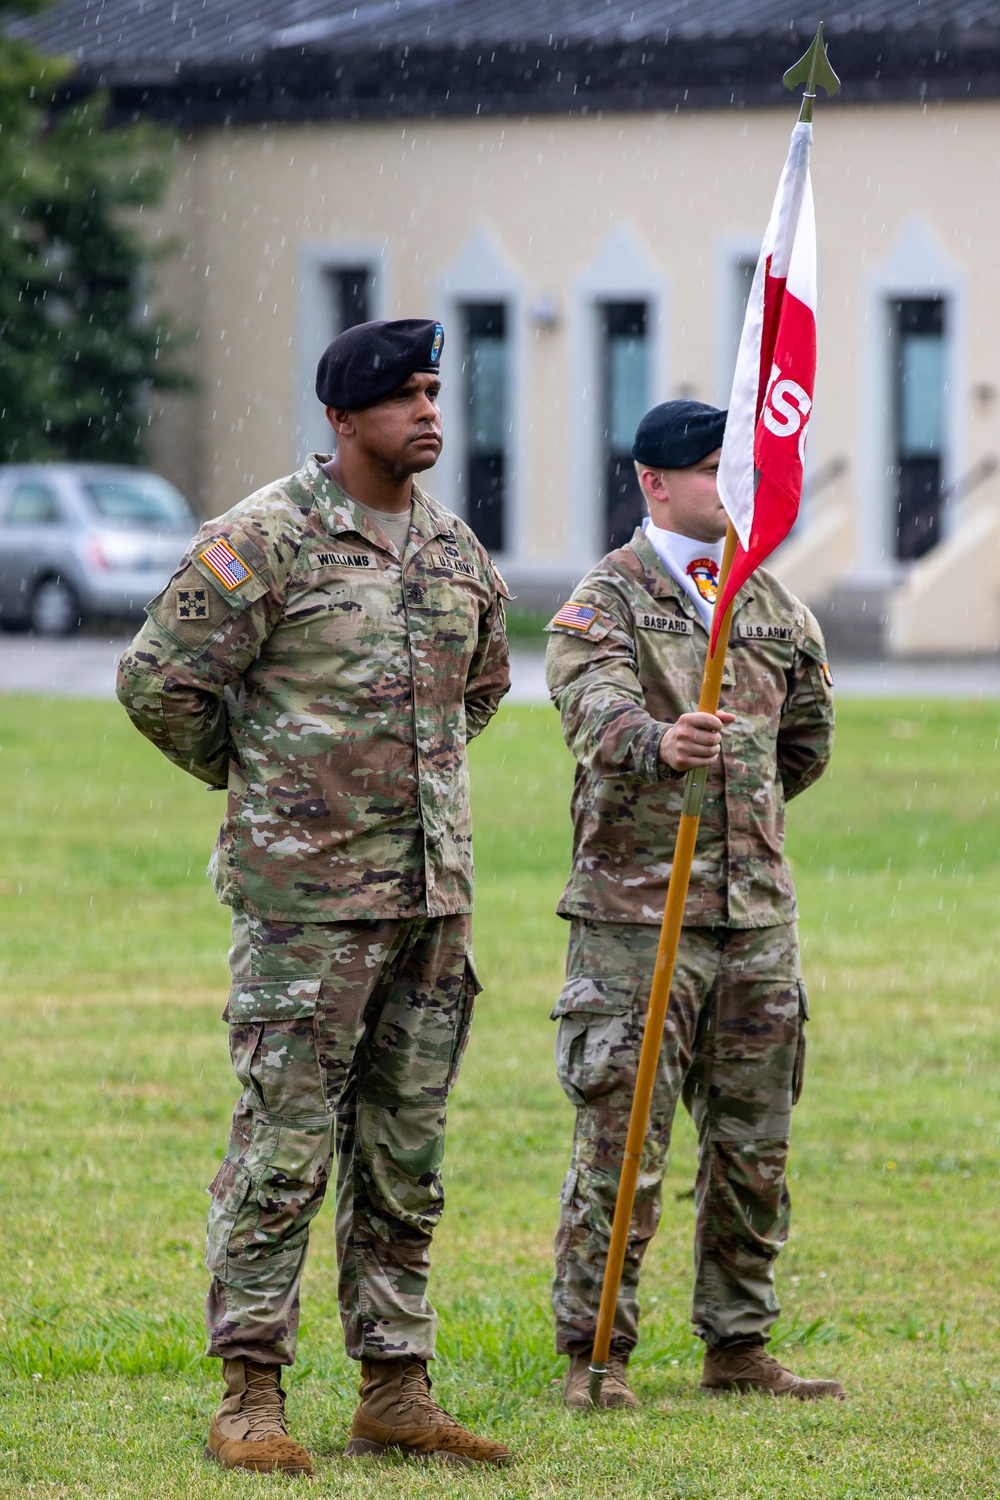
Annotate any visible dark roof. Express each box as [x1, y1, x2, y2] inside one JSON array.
[[10, 0, 1000, 123]]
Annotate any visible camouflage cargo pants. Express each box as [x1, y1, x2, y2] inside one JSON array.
[[205, 908, 478, 1366], [551, 918, 807, 1356]]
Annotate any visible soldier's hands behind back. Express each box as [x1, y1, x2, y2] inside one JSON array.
[[658, 711, 736, 772]]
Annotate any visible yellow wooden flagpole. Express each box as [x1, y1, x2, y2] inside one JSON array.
[[587, 521, 739, 1407]]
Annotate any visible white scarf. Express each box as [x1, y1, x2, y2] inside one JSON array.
[[641, 519, 725, 631]]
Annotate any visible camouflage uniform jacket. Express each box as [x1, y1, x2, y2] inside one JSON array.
[[117, 455, 510, 922], [545, 528, 833, 929]]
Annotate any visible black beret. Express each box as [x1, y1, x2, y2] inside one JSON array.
[[316, 318, 444, 410], [632, 400, 727, 469]]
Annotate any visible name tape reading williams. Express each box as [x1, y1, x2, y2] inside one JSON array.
[[313, 551, 373, 569]]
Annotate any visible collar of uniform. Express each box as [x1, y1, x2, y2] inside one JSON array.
[[406, 483, 455, 554], [627, 526, 755, 618], [302, 455, 448, 560]]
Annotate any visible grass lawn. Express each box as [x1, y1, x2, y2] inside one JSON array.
[[1, 694, 999, 1498]]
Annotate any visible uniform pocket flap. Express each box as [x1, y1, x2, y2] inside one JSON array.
[[225, 976, 321, 1022], [550, 974, 641, 1019]]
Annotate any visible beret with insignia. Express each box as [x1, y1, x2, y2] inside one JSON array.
[[316, 318, 444, 411], [632, 399, 727, 470]]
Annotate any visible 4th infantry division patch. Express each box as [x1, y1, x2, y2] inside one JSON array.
[[176, 588, 208, 620], [200, 538, 253, 590], [552, 601, 598, 632]]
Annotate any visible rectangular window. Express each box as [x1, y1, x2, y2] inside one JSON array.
[[601, 301, 649, 550], [893, 298, 946, 561], [462, 302, 508, 553], [328, 266, 372, 335]]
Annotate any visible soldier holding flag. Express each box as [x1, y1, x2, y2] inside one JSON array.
[[545, 401, 839, 1407], [545, 40, 846, 1407]]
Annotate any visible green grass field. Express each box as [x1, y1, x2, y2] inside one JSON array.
[[2, 694, 999, 1498]]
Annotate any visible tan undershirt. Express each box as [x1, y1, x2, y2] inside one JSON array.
[[354, 498, 413, 557]]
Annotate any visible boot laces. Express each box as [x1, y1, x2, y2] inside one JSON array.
[[242, 1365, 288, 1438], [606, 1354, 631, 1387], [397, 1362, 458, 1427], [727, 1344, 789, 1381], [747, 1347, 785, 1376]]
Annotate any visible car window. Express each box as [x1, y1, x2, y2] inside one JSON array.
[[83, 475, 193, 529], [5, 483, 64, 525]]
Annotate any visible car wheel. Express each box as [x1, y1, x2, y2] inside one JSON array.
[[29, 576, 83, 636]]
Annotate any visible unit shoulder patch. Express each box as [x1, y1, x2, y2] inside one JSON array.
[[151, 563, 242, 647], [736, 622, 794, 643], [199, 537, 254, 591], [176, 586, 210, 622], [634, 608, 692, 636], [551, 601, 599, 632]]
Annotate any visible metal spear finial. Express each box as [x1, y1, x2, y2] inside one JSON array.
[[782, 22, 841, 122]]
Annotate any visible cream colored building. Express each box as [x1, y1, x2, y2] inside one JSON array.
[[16, 1, 1000, 653]]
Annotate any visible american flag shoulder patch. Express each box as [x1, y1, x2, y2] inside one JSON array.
[[552, 601, 599, 632], [199, 537, 253, 591]]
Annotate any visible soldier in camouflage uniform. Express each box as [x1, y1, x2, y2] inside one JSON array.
[[545, 400, 844, 1409], [117, 319, 513, 1471]]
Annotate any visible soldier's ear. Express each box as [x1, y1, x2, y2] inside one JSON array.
[[325, 406, 356, 437], [638, 466, 670, 504]]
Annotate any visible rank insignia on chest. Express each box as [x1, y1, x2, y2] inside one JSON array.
[[552, 601, 599, 632], [736, 623, 794, 643], [176, 588, 208, 620], [634, 610, 691, 635], [199, 538, 253, 591], [686, 557, 719, 604]]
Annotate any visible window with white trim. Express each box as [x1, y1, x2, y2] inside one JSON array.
[[601, 300, 649, 550], [460, 301, 509, 553], [892, 297, 947, 561], [327, 266, 372, 336]]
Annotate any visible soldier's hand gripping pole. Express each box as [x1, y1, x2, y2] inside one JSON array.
[[587, 523, 740, 1409]]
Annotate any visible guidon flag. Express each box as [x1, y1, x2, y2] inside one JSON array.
[[712, 120, 817, 651]]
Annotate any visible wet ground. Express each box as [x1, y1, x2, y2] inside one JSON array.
[[4, 633, 1000, 702]]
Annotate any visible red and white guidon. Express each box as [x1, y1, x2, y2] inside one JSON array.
[[712, 120, 817, 651]]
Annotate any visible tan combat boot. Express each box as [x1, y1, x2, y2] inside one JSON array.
[[204, 1357, 313, 1474], [701, 1341, 847, 1400], [344, 1357, 512, 1467], [563, 1352, 639, 1411]]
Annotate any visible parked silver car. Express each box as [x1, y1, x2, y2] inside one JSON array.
[[0, 464, 196, 634]]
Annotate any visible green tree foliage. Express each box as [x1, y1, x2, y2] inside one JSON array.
[[0, 7, 190, 463]]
